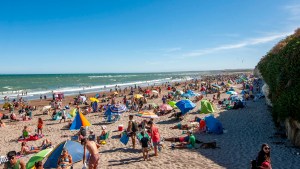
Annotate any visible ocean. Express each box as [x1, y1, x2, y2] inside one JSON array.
[[0, 70, 249, 103]]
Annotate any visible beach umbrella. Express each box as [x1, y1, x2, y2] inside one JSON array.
[[152, 90, 159, 94], [159, 104, 173, 111], [89, 97, 99, 103], [44, 140, 89, 169], [136, 111, 158, 118], [168, 101, 177, 108], [226, 91, 237, 95], [109, 104, 127, 114], [181, 93, 192, 98], [175, 99, 196, 114], [26, 148, 53, 169], [134, 94, 144, 99]]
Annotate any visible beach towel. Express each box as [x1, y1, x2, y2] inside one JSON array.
[[18, 134, 44, 142], [120, 133, 129, 145]]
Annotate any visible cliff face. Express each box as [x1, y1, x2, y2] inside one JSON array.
[[256, 28, 300, 147]]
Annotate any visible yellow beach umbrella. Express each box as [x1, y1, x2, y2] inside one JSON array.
[[134, 94, 144, 99], [89, 97, 99, 102]]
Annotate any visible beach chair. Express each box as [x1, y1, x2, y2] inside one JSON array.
[[99, 131, 110, 141]]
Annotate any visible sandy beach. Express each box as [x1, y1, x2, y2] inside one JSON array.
[[1, 77, 300, 169]]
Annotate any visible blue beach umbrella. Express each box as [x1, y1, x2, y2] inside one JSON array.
[[109, 104, 127, 115], [175, 99, 196, 114]]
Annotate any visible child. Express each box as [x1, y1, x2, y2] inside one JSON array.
[[37, 118, 43, 135], [140, 131, 151, 161]]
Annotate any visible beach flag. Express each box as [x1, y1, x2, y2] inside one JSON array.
[[69, 112, 91, 130]]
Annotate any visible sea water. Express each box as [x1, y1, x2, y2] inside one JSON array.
[[0, 70, 244, 103]]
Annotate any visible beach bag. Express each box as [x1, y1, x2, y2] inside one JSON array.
[[120, 133, 129, 145]]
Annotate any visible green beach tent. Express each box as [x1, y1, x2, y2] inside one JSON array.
[[199, 100, 214, 114], [26, 148, 53, 169]]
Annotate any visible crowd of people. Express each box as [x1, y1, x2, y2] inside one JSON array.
[[0, 73, 273, 169]]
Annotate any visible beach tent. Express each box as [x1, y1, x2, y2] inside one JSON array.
[[69, 112, 91, 130], [199, 100, 214, 114], [26, 148, 53, 169], [204, 115, 223, 134], [43, 140, 89, 169]]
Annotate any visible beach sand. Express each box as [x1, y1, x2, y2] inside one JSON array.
[[1, 81, 299, 169]]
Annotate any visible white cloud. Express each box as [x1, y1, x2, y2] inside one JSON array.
[[182, 32, 292, 58]]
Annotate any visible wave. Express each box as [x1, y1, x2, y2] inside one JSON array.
[[88, 75, 138, 78], [2, 86, 12, 90]]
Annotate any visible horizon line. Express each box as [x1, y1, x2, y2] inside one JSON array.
[[0, 68, 254, 75]]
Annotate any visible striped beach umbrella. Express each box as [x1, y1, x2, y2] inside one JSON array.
[[136, 111, 158, 118]]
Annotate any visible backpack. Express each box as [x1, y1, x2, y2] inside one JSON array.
[[131, 121, 138, 132]]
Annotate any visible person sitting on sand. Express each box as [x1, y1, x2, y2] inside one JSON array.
[[57, 148, 73, 169], [20, 142, 40, 155], [171, 130, 196, 149], [33, 161, 43, 169], [0, 120, 6, 127], [22, 126, 31, 138], [4, 151, 26, 169]]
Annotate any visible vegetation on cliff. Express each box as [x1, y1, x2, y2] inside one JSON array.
[[257, 28, 300, 122]]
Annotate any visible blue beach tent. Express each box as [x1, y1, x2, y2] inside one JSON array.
[[204, 115, 223, 134], [43, 140, 89, 169]]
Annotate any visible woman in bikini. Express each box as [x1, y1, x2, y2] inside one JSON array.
[[57, 148, 73, 169], [20, 142, 40, 155]]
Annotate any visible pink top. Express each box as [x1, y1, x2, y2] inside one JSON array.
[[151, 125, 160, 143]]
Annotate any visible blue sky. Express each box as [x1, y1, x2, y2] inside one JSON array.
[[0, 0, 299, 74]]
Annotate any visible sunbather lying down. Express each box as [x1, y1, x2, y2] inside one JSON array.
[[168, 131, 197, 149], [20, 139, 52, 155], [170, 123, 193, 130]]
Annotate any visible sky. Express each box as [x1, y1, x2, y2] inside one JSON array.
[[0, 0, 299, 74]]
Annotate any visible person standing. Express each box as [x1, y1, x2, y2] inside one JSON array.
[[81, 138, 100, 169], [127, 115, 138, 149], [148, 121, 160, 156], [37, 118, 43, 135], [60, 109, 67, 123], [140, 131, 151, 161]]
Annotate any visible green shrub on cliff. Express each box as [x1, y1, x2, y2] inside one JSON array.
[[257, 28, 300, 122]]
